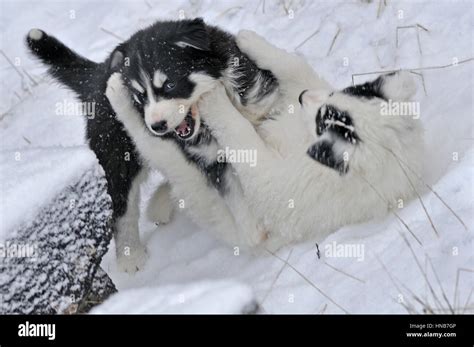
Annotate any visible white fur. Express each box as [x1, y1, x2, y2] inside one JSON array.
[[198, 31, 424, 250], [152, 71, 168, 89], [146, 182, 174, 225], [131, 79, 145, 93], [175, 41, 205, 50], [381, 71, 417, 102], [115, 168, 149, 273], [28, 28, 43, 40]]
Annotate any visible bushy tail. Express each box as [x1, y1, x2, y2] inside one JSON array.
[[25, 29, 102, 99]]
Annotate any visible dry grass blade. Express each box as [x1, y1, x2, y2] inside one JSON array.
[[99, 27, 125, 41], [376, 0, 385, 19], [324, 261, 365, 284], [462, 287, 473, 314], [21, 68, 38, 86], [215, 6, 243, 20], [374, 253, 420, 313], [260, 248, 294, 305], [365, 135, 439, 238], [351, 57, 473, 86], [318, 303, 328, 314], [425, 255, 454, 313], [397, 229, 445, 310], [0, 50, 25, 80], [326, 27, 341, 56], [295, 28, 321, 50], [266, 249, 349, 313], [364, 133, 467, 233], [453, 267, 474, 313], [354, 169, 423, 246]]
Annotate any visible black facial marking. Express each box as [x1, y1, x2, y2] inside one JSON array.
[[316, 105, 359, 144], [307, 140, 348, 175], [342, 75, 387, 101]]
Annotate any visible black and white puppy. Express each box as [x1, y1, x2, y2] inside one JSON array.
[[26, 19, 278, 272]]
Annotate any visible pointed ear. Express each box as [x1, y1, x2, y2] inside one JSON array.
[[301, 89, 330, 106], [175, 18, 210, 51], [380, 71, 417, 102], [109, 47, 126, 71]]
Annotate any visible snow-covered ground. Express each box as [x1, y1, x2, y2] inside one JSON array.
[[1, 0, 472, 313]]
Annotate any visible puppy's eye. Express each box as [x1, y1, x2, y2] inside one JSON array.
[[163, 81, 176, 92]]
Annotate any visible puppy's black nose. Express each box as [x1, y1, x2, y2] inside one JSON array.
[[151, 120, 168, 133], [299, 90, 308, 106]]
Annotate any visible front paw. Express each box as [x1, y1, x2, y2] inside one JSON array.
[[116, 242, 149, 273], [197, 84, 231, 121], [106, 72, 128, 108], [236, 30, 266, 53]]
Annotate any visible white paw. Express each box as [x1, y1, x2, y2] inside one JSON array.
[[116, 243, 149, 274], [154, 205, 173, 225], [381, 71, 417, 101], [198, 84, 229, 119], [28, 28, 44, 40], [236, 30, 265, 52], [106, 72, 128, 106], [147, 200, 173, 225], [146, 184, 174, 225]]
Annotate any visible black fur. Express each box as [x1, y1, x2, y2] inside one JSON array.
[[307, 105, 359, 174], [110, 18, 277, 108], [341, 75, 388, 101], [307, 140, 348, 175], [26, 30, 141, 219], [25, 19, 278, 222], [315, 105, 359, 144]]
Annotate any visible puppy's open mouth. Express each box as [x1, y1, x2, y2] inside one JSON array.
[[174, 112, 195, 139], [174, 105, 199, 140]]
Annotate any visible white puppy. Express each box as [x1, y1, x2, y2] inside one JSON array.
[[198, 31, 424, 250]]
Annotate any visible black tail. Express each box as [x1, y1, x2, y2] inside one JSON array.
[[25, 29, 103, 99]]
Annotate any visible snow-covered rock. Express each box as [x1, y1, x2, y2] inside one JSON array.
[[0, 147, 115, 314]]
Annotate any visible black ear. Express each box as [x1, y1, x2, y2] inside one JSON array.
[[109, 48, 125, 72], [341, 71, 416, 102], [341, 75, 386, 100], [175, 18, 210, 51]]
